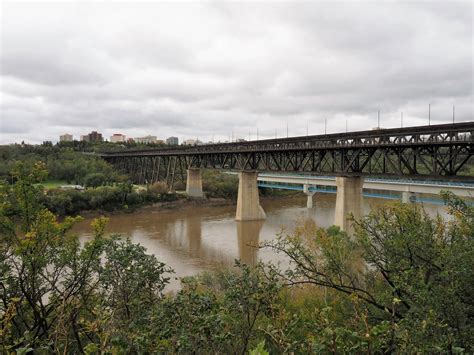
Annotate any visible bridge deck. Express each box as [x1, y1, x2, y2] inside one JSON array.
[[101, 122, 473, 157], [100, 122, 474, 186]]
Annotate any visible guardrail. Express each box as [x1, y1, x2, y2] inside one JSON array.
[[257, 182, 474, 206]]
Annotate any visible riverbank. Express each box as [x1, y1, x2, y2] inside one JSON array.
[[77, 192, 301, 218]]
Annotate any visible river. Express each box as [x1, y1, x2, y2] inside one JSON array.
[[72, 194, 448, 289]]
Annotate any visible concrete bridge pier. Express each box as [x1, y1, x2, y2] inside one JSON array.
[[236, 171, 266, 221], [334, 176, 364, 233], [186, 168, 204, 197], [303, 184, 316, 208]]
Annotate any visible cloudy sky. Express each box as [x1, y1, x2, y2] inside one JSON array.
[[0, 1, 472, 144]]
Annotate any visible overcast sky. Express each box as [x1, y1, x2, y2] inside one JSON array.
[[0, 1, 472, 144]]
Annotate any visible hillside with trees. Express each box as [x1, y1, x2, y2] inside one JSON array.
[[1, 161, 472, 353]]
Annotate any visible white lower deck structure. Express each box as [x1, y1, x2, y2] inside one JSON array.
[[257, 173, 474, 198]]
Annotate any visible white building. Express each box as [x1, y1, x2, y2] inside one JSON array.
[[135, 135, 158, 144], [166, 136, 179, 145], [110, 133, 126, 143], [183, 139, 203, 146], [183, 139, 197, 146], [59, 133, 73, 142]]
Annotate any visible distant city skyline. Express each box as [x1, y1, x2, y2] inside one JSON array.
[[58, 131, 178, 145], [1, 1, 472, 144]]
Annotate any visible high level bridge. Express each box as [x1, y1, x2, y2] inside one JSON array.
[[101, 122, 474, 231]]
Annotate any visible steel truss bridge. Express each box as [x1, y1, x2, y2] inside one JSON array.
[[100, 122, 474, 188]]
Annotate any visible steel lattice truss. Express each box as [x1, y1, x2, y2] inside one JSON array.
[[101, 122, 474, 187]]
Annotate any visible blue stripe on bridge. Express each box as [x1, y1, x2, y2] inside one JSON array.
[[257, 182, 473, 206]]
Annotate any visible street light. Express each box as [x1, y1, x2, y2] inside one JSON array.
[[428, 104, 431, 126]]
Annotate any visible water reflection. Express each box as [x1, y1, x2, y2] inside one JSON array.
[[236, 221, 263, 266], [185, 215, 202, 256], [72, 194, 449, 288]]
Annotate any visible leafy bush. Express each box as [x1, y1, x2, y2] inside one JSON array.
[[41, 184, 178, 215], [148, 181, 168, 194], [83, 172, 107, 187], [0, 144, 126, 184], [263, 194, 474, 352], [202, 170, 239, 199], [125, 191, 143, 205]]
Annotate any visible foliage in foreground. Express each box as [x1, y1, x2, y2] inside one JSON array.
[[262, 190, 474, 353], [1, 163, 473, 353]]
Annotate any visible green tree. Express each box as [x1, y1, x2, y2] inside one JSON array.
[[2, 161, 473, 353], [83, 173, 106, 188], [265, 196, 474, 352], [0, 164, 172, 353]]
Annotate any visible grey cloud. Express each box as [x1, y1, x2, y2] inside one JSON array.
[[0, 1, 472, 144]]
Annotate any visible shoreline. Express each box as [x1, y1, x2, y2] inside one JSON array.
[[77, 192, 301, 219]]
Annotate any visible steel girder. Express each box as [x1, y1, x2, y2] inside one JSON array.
[[101, 122, 474, 185], [104, 143, 473, 185]]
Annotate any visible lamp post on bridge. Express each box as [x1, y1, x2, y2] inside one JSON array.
[[428, 103, 431, 126]]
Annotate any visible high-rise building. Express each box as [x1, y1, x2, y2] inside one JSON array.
[[110, 133, 126, 143], [59, 133, 73, 142], [166, 136, 179, 145], [80, 135, 89, 142], [87, 131, 103, 142], [134, 135, 158, 144]]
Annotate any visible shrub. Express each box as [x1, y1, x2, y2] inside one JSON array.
[[83, 172, 107, 188], [126, 191, 143, 205], [202, 171, 238, 199], [149, 181, 168, 194]]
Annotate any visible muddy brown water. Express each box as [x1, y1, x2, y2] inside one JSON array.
[[71, 194, 448, 289]]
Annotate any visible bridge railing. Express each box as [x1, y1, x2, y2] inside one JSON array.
[[100, 122, 474, 157]]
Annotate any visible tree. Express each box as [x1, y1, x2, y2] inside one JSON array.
[[83, 173, 106, 188], [2, 162, 472, 353], [264, 196, 474, 352], [0, 164, 172, 353]]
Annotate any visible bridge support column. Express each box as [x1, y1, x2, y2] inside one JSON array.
[[334, 177, 363, 233], [186, 168, 203, 197], [236, 171, 266, 221], [303, 184, 315, 208]]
